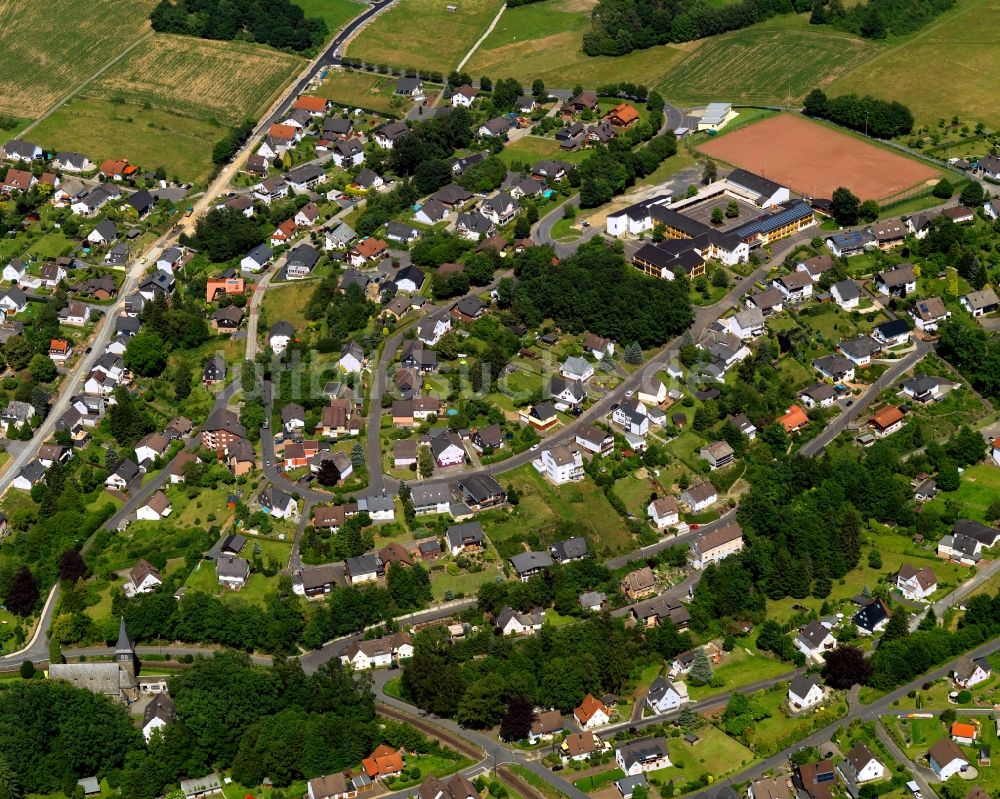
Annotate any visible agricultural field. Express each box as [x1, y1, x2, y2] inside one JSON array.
[[314, 70, 406, 115], [828, 0, 1000, 128], [92, 34, 304, 124], [347, 0, 505, 73], [294, 0, 367, 33], [466, 0, 687, 89], [0, 0, 157, 118], [661, 27, 877, 107]]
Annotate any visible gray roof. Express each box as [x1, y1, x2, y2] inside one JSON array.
[[49, 662, 123, 695], [550, 536, 588, 562], [789, 673, 820, 699], [831, 279, 860, 302], [143, 691, 176, 726], [617, 738, 669, 770], [447, 521, 484, 549], [217, 557, 249, 580], [245, 243, 272, 264], [346, 553, 382, 575], [509, 550, 553, 575], [113, 458, 140, 483]]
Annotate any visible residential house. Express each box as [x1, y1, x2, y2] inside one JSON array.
[[910, 296, 950, 333], [510, 551, 554, 582], [690, 523, 744, 569], [928, 739, 969, 781], [826, 229, 875, 258], [352, 169, 384, 191], [579, 591, 607, 612], [362, 745, 405, 780], [270, 320, 295, 353], [813, 354, 856, 382], [211, 305, 244, 333], [800, 383, 837, 409], [550, 536, 588, 564], [772, 271, 814, 301], [2, 139, 42, 161], [537, 444, 584, 485], [788, 674, 824, 711], [395, 77, 423, 97], [872, 319, 911, 347], [560, 732, 601, 763], [622, 566, 656, 600], [430, 429, 465, 467], [53, 151, 90, 172], [136, 491, 172, 521], [374, 121, 409, 149], [216, 557, 250, 590], [496, 606, 544, 636], [576, 424, 614, 456], [616, 739, 671, 775], [124, 560, 163, 598], [952, 722, 978, 746], [259, 485, 297, 518], [349, 238, 388, 267], [287, 243, 321, 279], [528, 710, 564, 744], [838, 335, 881, 367], [777, 404, 810, 434], [106, 459, 140, 491], [647, 496, 679, 530], [896, 564, 937, 600], [953, 656, 992, 689], [48, 338, 72, 363], [853, 598, 890, 635], [332, 138, 365, 168], [797, 760, 837, 799], [202, 357, 225, 386], [574, 694, 611, 729], [326, 223, 357, 251], [471, 424, 504, 453], [869, 405, 905, 438], [457, 474, 506, 510], [345, 553, 384, 585], [842, 744, 886, 785], [871, 220, 907, 250], [830, 279, 861, 310], [794, 621, 836, 660], [875, 264, 917, 297], [961, 287, 1000, 317], [417, 314, 451, 345], [447, 521, 484, 555], [451, 85, 478, 107], [645, 677, 688, 714], [699, 440, 734, 470], [680, 481, 717, 512], [478, 117, 511, 138], [746, 288, 784, 316], [142, 693, 176, 742]]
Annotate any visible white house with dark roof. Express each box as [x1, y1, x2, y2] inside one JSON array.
[[830, 279, 860, 310], [843, 743, 886, 784], [952, 655, 992, 689], [647, 496, 679, 529], [645, 677, 688, 714], [895, 563, 937, 600], [794, 621, 836, 661], [961, 288, 1000, 317], [788, 674, 824, 711]]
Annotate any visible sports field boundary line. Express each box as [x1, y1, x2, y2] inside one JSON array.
[[20, 30, 154, 138]]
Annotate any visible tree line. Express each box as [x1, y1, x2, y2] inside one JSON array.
[[803, 89, 914, 139], [577, 129, 678, 207], [810, 0, 955, 38], [582, 0, 811, 56], [150, 0, 328, 53]]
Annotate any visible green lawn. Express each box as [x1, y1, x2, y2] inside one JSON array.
[[662, 723, 756, 783], [748, 686, 848, 755], [499, 136, 588, 166], [573, 769, 623, 792], [686, 644, 795, 701], [614, 474, 658, 518], [30, 96, 226, 183], [315, 70, 408, 115], [889, 715, 946, 759], [927, 463, 1000, 523], [664, 430, 708, 473], [295, 0, 368, 32], [385, 753, 473, 789], [430, 565, 502, 600], [347, 0, 505, 73], [466, 0, 688, 88], [480, 464, 634, 559], [828, 0, 1000, 128], [262, 282, 317, 331]]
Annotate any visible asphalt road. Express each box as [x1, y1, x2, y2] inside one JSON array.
[[799, 339, 932, 457]]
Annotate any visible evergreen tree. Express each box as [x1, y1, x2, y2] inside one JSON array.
[[687, 648, 713, 685], [882, 606, 909, 643], [351, 442, 365, 469], [624, 341, 643, 364]]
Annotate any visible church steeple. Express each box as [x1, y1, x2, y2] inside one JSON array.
[[115, 617, 138, 679]]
